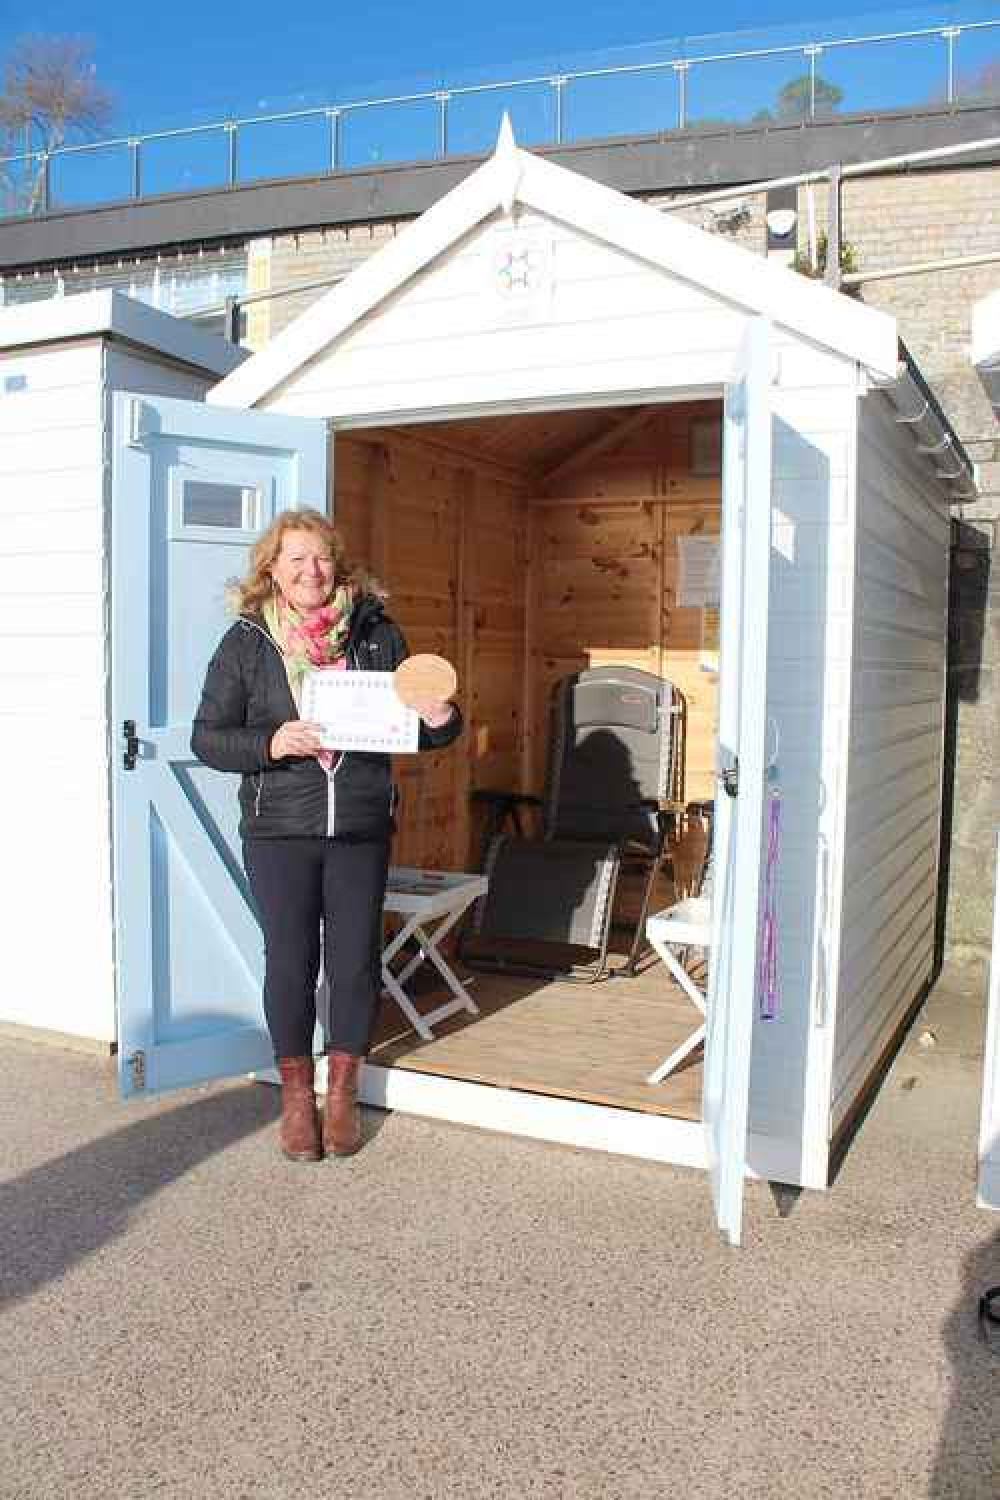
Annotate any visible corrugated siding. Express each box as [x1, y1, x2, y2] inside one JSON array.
[[830, 392, 949, 1132], [0, 339, 114, 1040], [745, 377, 859, 1186], [265, 207, 853, 422]]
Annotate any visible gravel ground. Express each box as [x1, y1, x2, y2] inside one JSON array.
[[1, 962, 997, 1499]]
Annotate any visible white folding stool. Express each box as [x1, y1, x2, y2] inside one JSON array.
[[381, 869, 488, 1040], [645, 896, 711, 1084]]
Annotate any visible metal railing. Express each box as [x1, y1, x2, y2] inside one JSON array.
[[181, 126, 1000, 354], [1, 10, 999, 219]]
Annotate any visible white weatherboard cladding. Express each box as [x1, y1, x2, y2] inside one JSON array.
[[0, 339, 112, 1041], [262, 209, 853, 425], [212, 126, 896, 412], [0, 329, 228, 1045], [744, 373, 859, 1189], [830, 391, 949, 1132], [103, 346, 232, 404]]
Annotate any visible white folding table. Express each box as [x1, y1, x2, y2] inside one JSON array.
[[645, 897, 711, 1083], [381, 867, 488, 1040]]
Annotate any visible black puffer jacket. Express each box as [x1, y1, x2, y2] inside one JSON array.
[[191, 595, 462, 840]]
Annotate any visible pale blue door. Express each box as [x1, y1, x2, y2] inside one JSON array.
[[111, 393, 328, 1098], [703, 318, 775, 1247]]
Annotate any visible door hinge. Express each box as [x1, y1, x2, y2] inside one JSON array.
[[126, 397, 154, 447], [721, 760, 739, 798], [129, 1050, 146, 1091], [123, 719, 139, 771]]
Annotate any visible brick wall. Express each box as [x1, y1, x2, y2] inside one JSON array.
[[251, 162, 1000, 953]]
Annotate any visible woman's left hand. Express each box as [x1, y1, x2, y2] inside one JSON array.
[[412, 699, 455, 729]]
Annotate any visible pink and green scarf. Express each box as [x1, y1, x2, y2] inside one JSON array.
[[263, 583, 357, 708]]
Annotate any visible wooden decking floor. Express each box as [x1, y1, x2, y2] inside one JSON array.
[[369, 952, 704, 1121]]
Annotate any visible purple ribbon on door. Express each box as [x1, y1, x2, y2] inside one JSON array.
[[757, 789, 781, 1021]]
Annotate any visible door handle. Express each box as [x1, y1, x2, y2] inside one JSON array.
[[123, 719, 140, 771]]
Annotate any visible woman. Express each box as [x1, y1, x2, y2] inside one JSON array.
[[191, 507, 461, 1163]]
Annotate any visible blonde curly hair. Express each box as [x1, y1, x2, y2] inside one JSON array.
[[229, 507, 384, 616]]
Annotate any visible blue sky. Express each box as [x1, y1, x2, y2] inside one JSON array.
[[2, 0, 996, 206], [4, 0, 986, 133]]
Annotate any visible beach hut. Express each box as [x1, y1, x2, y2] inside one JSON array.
[[0, 291, 254, 1048], [4, 131, 973, 1243]]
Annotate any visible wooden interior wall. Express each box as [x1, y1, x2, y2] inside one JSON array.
[[331, 401, 721, 874], [528, 403, 721, 802], [332, 430, 528, 871]]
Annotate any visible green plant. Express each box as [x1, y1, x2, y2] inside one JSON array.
[[792, 230, 859, 280]]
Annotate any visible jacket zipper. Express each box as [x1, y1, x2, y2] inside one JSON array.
[[242, 615, 336, 836], [326, 644, 366, 838], [242, 616, 377, 839], [326, 760, 338, 837]]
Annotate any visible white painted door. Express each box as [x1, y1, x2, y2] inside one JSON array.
[[978, 833, 1000, 1210], [703, 318, 775, 1247], [111, 393, 328, 1098]]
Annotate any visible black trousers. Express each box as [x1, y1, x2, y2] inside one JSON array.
[[243, 836, 390, 1059]]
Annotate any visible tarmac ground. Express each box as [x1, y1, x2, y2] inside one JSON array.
[[1, 960, 998, 1499]]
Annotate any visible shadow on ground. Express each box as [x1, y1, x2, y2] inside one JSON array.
[[0, 1083, 280, 1310], [931, 1227, 1000, 1496]]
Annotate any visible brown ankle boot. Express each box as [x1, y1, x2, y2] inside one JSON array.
[[323, 1051, 363, 1156], [278, 1056, 322, 1162]]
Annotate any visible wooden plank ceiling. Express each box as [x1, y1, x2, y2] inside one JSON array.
[[387, 405, 654, 481]]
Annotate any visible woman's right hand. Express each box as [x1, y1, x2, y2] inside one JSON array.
[[269, 720, 324, 760]]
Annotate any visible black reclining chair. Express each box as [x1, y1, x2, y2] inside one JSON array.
[[462, 665, 686, 981]]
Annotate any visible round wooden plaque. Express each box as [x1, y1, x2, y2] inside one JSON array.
[[393, 653, 458, 708]]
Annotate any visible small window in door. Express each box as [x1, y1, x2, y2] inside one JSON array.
[[181, 480, 261, 531]]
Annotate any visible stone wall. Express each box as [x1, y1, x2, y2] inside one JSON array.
[[839, 166, 1000, 957], [249, 161, 1000, 953], [249, 222, 402, 345]]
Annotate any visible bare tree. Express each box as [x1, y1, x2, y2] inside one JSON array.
[[0, 36, 114, 214]]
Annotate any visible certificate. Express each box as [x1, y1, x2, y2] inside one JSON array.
[[301, 669, 419, 754]]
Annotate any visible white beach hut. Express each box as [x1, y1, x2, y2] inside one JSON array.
[[2, 132, 974, 1244], [0, 290, 291, 1046]]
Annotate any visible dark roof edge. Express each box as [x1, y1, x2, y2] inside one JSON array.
[[897, 337, 977, 483], [2, 101, 999, 274]]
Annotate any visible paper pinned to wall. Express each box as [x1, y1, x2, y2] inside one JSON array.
[[701, 606, 720, 674], [677, 535, 720, 607]]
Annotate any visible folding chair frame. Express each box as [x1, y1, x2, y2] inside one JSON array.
[[462, 669, 687, 983]]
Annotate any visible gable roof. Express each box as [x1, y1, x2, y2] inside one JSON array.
[[209, 118, 899, 411]]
